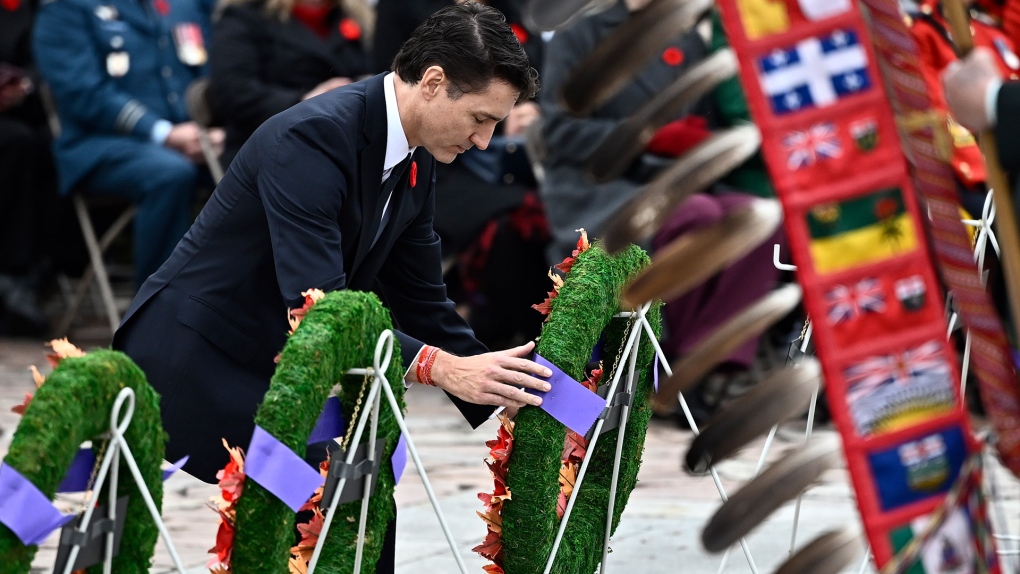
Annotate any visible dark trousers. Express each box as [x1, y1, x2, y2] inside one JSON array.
[[78, 140, 199, 288]]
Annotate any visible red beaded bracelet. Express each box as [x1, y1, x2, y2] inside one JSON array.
[[415, 345, 440, 386]]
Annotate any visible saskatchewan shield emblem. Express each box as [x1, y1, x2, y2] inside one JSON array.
[[850, 118, 878, 152]]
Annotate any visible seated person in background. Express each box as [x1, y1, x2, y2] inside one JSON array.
[[540, 0, 785, 423], [909, 0, 1020, 216], [32, 0, 222, 289], [0, 0, 55, 336], [375, 0, 551, 350], [943, 47, 1020, 179], [207, 0, 372, 167]]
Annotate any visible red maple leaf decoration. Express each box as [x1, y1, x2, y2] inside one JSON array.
[[216, 457, 245, 503], [475, 414, 515, 567], [534, 230, 589, 320], [554, 229, 590, 275], [472, 527, 504, 562], [15, 342, 83, 415], [10, 393, 33, 415], [296, 511, 324, 548], [207, 509, 235, 566]]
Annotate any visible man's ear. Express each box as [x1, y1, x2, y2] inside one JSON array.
[[420, 66, 445, 101]]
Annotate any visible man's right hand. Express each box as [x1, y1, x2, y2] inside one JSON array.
[[164, 121, 205, 162], [429, 340, 553, 409]]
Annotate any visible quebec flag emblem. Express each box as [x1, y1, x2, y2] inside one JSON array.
[[757, 28, 872, 115]]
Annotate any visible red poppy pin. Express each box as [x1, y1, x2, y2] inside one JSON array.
[[339, 18, 361, 42], [510, 23, 529, 45], [662, 46, 684, 66], [153, 0, 169, 15], [410, 161, 417, 188], [1, 0, 20, 11]]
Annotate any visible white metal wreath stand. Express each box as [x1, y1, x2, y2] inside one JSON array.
[[308, 329, 468, 574], [57, 329, 468, 574], [57, 386, 188, 573], [533, 299, 771, 573]]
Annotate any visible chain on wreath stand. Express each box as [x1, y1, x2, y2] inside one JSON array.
[[340, 371, 372, 456]]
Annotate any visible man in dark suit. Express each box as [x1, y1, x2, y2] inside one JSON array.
[[113, 2, 546, 485], [942, 46, 1020, 175]]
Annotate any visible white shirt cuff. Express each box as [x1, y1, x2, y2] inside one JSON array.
[[403, 344, 426, 388], [986, 77, 1003, 129], [150, 119, 173, 145]]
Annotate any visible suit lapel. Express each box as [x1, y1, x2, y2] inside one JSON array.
[[349, 75, 388, 276]]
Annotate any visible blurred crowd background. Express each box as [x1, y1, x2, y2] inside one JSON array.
[[2, 0, 1013, 424]]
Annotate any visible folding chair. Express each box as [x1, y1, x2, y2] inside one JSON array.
[[57, 195, 137, 336], [35, 83, 137, 336]]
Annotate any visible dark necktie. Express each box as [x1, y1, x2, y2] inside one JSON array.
[[372, 155, 411, 249]]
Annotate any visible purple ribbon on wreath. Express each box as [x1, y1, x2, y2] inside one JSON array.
[[526, 353, 606, 435]]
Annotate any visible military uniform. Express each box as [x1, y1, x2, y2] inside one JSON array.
[[32, 0, 212, 286], [909, 0, 1020, 190]]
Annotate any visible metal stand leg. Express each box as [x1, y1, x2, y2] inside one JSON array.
[[309, 364, 386, 573], [309, 331, 469, 574], [543, 314, 643, 574], [353, 387, 382, 574], [60, 388, 187, 573], [59, 197, 135, 335], [600, 330, 640, 573], [639, 305, 761, 574]]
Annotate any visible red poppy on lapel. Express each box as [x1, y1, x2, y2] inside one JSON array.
[[153, 0, 170, 15], [1, 0, 20, 11], [339, 17, 361, 41], [410, 161, 418, 188], [662, 46, 684, 66]]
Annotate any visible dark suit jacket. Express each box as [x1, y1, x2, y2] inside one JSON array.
[[113, 73, 490, 481], [208, 1, 370, 165]]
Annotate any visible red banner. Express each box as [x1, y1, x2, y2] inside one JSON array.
[[715, 0, 998, 569]]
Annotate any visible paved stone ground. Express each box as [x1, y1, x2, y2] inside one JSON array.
[[2, 334, 1019, 573]]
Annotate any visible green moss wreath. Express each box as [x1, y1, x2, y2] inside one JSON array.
[[230, 290, 406, 573], [0, 349, 166, 574], [498, 238, 662, 574]]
